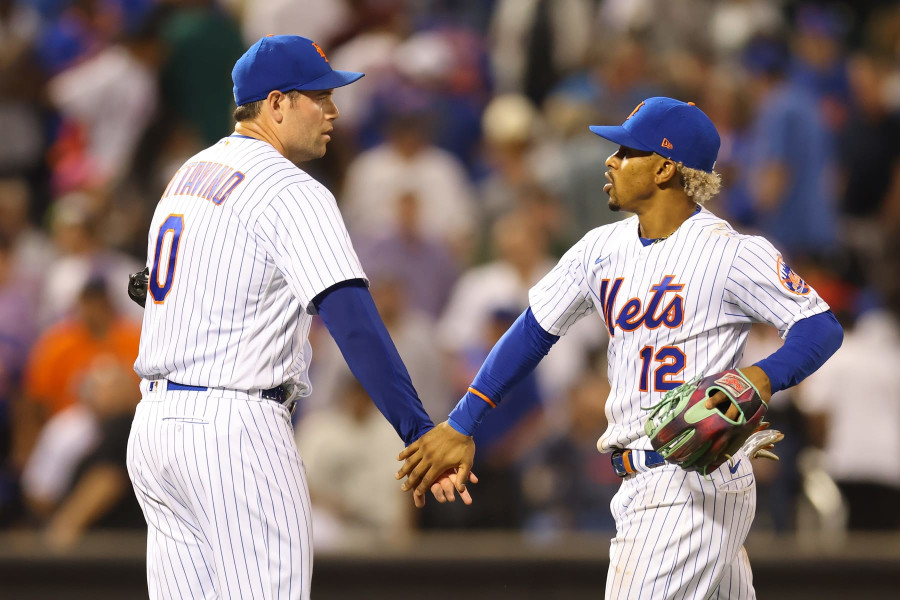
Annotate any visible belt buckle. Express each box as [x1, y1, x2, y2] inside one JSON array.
[[611, 450, 630, 478]]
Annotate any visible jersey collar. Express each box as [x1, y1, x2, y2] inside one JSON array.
[[638, 204, 702, 246]]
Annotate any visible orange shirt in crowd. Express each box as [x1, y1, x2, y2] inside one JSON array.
[[23, 319, 142, 415]]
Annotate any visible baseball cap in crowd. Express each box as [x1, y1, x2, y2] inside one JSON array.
[[741, 36, 790, 77], [589, 97, 720, 173], [232, 35, 364, 106]]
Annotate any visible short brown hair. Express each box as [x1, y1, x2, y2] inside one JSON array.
[[233, 90, 302, 122]]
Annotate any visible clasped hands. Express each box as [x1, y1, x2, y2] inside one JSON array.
[[395, 421, 477, 508]]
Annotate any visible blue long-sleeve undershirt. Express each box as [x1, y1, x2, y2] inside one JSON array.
[[754, 310, 843, 393], [314, 280, 434, 445], [448, 308, 559, 436]]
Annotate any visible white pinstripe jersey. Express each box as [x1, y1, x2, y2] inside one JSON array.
[[134, 134, 366, 395], [529, 207, 829, 453]]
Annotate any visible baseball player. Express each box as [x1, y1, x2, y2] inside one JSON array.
[[125, 35, 470, 600], [397, 97, 844, 598]]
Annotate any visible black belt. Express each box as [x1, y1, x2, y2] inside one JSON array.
[[611, 449, 666, 477], [164, 380, 293, 411]]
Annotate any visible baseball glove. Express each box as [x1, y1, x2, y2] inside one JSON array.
[[128, 267, 149, 308], [644, 369, 767, 475]]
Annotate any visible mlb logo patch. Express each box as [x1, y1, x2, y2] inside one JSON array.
[[777, 256, 811, 295], [715, 372, 751, 397]]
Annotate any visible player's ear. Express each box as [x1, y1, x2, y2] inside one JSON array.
[[267, 90, 287, 124], [655, 159, 677, 185]]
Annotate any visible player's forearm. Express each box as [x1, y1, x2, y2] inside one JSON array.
[[448, 308, 558, 436], [10, 395, 46, 470], [47, 465, 127, 545], [315, 280, 434, 445], [753, 310, 843, 394]]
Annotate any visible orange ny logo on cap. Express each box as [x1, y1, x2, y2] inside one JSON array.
[[311, 41, 329, 62], [661, 138, 674, 149], [627, 101, 644, 120]]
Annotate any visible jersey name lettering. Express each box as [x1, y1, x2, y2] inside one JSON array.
[[162, 160, 246, 205], [599, 275, 685, 336]]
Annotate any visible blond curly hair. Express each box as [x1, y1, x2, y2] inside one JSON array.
[[675, 163, 722, 204]]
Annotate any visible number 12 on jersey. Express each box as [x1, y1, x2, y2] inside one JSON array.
[[149, 214, 184, 303], [639, 345, 686, 392]]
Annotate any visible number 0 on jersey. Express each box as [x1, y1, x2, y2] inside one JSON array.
[[150, 214, 184, 303]]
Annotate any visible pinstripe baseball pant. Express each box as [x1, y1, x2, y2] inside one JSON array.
[[606, 449, 756, 600], [127, 381, 312, 599]]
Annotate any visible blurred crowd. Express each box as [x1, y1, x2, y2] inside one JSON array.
[[1, 0, 899, 551]]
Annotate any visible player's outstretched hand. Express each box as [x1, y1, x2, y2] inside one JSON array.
[[412, 469, 480, 508], [396, 421, 475, 504]]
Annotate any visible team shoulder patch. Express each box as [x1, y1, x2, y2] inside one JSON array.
[[777, 256, 810, 295]]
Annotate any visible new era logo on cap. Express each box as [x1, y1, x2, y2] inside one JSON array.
[[232, 35, 363, 106], [589, 97, 720, 172]]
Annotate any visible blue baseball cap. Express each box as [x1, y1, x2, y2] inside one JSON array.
[[232, 35, 364, 106], [589, 97, 720, 172]]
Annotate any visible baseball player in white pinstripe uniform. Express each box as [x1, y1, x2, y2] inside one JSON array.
[[126, 35, 470, 600], [398, 97, 843, 598]]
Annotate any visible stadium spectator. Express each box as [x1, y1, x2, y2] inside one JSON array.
[[789, 3, 853, 135], [296, 378, 413, 549], [519, 368, 620, 533], [40, 357, 143, 550], [739, 35, 839, 259], [356, 192, 459, 320], [477, 94, 547, 227], [39, 193, 144, 325], [45, 13, 162, 192], [839, 51, 900, 257], [158, 1, 244, 146], [0, 232, 38, 524], [308, 270, 452, 419], [489, 0, 594, 105], [342, 100, 478, 259], [0, 178, 55, 301], [799, 305, 900, 530], [355, 28, 489, 170], [13, 279, 140, 471], [437, 209, 603, 419], [0, 0, 44, 182], [236, 0, 351, 49], [423, 306, 544, 531]]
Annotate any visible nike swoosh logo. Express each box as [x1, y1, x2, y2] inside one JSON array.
[[728, 459, 742, 474], [595, 255, 609, 265]]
